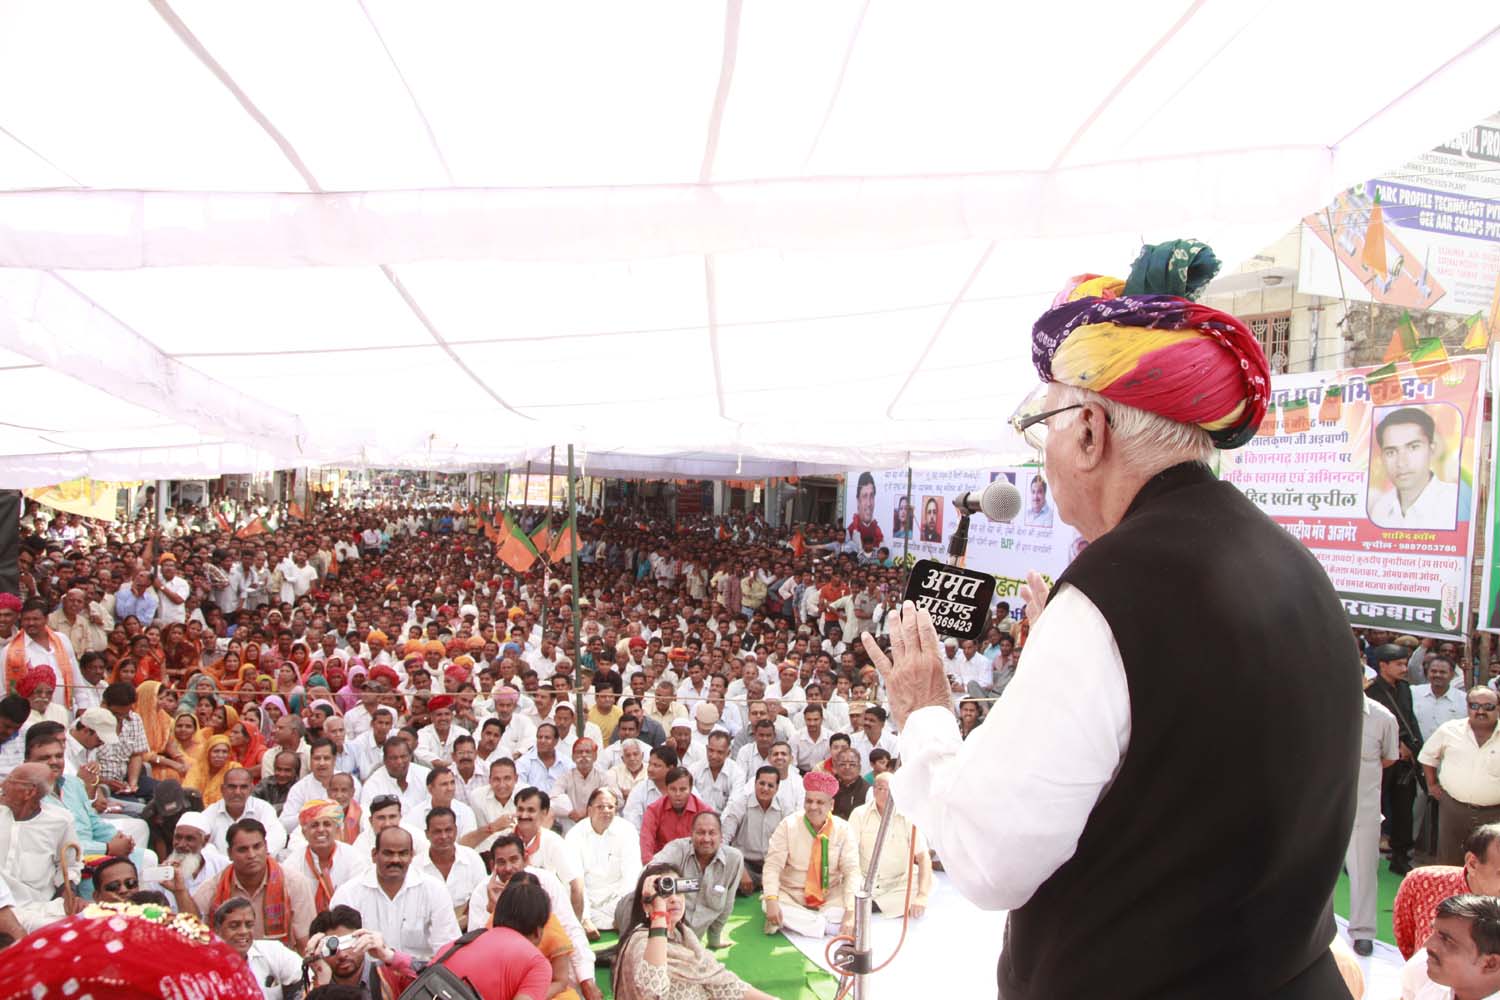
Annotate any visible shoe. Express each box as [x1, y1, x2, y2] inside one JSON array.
[[1353, 939, 1373, 957], [1390, 860, 1412, 876]]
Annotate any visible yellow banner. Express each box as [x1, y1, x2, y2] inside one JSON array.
[[23, 479, 136, 522]]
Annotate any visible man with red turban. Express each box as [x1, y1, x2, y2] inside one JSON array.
[[872, 240, 1360, 999], [761, 769, 859, 940]]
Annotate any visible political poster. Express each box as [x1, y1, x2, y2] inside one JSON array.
[[844, 467, 1085, 624], [1218, 356, 1485, 637], [1300, 114, 1500, 318]]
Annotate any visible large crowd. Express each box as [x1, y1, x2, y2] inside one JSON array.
[[0, 492, 976, 999], [5, 489, 1500, 999]]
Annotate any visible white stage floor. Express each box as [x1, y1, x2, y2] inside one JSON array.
[[781, 873, 1405, 998]]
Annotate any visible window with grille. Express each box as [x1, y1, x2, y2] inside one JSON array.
[[1247, 313, 1292, 373]]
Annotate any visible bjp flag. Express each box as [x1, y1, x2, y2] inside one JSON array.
[[235, 516, 267, 539]]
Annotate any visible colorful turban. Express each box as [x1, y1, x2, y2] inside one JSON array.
[[803, 771, 839, 796], [445, 640, 466, 656], [425, 640, 447, 654], [668, 648, 690, 663], [0, 901, 262, 999], [1031, 240, 1269, 450], [628, 637, 647, 650], [0, 593, 21, 613], [444, 664, 470, 686], [299, 798, 344, 827], [428, 694, 456, 712], [367, 629, 389, 644], [16, 665, 55, 697], [466, 636, 486, 650], [305, 674, 328, 691], [502, 642, 523, 656]]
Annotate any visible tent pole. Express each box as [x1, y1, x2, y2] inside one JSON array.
[[903, 467, 913, 562], [569, 444, 584, 737]]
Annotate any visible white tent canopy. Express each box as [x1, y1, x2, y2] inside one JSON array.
[[2, 2, 1498, 486]]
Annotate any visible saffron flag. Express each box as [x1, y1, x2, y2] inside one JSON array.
[[1362, 193, 1388, 275], [791, 531, 806, 560], [1318, 385, 1343, 424], [214, 511, 231, 532], [1257, 402, 1278, 437], [288, 501, 304, 520], [1383, 311, 1421, 363], [1282, 398, 1311, 435], [496, 512, 539, 573], [530, 523, 551, 559], [1410, 337, 1452, 382], [1462, 312, 1490, 353], [235, 516, 267, 539], [548, 529, 578, 564]]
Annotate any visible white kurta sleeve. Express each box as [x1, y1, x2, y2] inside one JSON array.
[[889, 583, 1131, 911]]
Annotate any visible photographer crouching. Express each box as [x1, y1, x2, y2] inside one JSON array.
[[612, 863, 776, 1000]]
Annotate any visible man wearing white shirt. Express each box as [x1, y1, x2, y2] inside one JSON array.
[[1369, 408, 1463, 531], [154, 558, 190, 626], [514, 786, 585, 919], [349, 706, 398, 781], [358, 739, 431, 814], [1397, 893, 1500, 999], [690, 732, 744, 811], [412, 805, 488, 925], [949, 638, 994, 690], [792, 704, 832, 772], [735, 719, 778, 776], [281, 797, 367, 905], [872, 311, 1357, 999], [415, 694, 463, 768], [201, 767, 287, 856], [278, 550, 319, 605], [462, 757, 520, 853], [464, 835, 596, 990], [6, 602, 85, 712], [1415, 656, 1470, 745], [849, 706, 899, 772], [525, 637, 559, 681], [552, 703, 603, 759], [492, 688, 538, 759], [420, 766, 477, 835], [279, 738, 350, 834], [328, 826, 459, 961]]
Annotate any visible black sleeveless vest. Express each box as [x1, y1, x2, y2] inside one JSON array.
[[998, 462, 1361, 999]]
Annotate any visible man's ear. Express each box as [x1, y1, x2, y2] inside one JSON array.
[[1074, 404, 1110, 472]]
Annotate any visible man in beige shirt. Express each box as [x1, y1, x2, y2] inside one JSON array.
[[762, 770, 858, 938], [1420, 685, 1500, 865], [48, 589, 105, 656], [188, 816, 316, 949]]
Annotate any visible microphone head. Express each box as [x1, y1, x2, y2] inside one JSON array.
[[981, 479, 1023, 523]]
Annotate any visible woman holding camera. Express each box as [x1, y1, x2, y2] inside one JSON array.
[[612, 862, 776, 1000]]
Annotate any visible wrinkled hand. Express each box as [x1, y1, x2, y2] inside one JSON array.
[[1018, 570, 1049, 625], [106, 833, 133, 857], [908, 903, 926, 920], [860, 602, 950, 729]]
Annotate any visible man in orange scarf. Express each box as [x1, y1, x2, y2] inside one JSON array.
[[188, 817, 316, 949], [4, 598, 83, 710], [761, 770, 859, 938]]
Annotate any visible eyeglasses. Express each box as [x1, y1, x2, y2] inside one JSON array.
[[102, 878, 139, 893], [1469, 703, 1496, 711], [1011, 404, 1089, 451]]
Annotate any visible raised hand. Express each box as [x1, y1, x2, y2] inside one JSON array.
[[859, 601, 951, 728]]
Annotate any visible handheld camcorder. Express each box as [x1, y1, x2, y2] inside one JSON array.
[[652, 875, 701, 896]]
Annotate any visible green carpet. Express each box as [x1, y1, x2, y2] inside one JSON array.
[[1333, 863, 1406, 946], [590, 894, 840, 1000]]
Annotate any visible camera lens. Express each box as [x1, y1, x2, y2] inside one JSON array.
[[323, 936, 341, 956]]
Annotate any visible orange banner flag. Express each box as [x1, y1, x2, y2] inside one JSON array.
[[1362, 193, 1388, 275]]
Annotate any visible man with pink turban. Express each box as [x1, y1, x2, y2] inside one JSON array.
[[761, 769, 859, 939], [870, 240, 1360, 999]]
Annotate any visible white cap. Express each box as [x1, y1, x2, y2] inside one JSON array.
[[78, 707, 120, 745], [176, 811, 209, 834]]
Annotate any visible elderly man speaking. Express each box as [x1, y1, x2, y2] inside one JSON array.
[[865, 242, 1360, 1000]]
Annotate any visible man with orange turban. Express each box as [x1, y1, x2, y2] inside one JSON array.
[[872, 240, 1360, 999]]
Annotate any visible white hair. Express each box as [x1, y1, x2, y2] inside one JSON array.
[[1049, 383, 1213, 470]]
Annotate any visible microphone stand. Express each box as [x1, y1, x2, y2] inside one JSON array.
[[834, 788, 897, 1000], [947, 512, 971, 568]]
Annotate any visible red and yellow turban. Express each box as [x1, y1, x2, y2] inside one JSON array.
[[1031, 240, 1269, 450], [299, 798, 344, 827]]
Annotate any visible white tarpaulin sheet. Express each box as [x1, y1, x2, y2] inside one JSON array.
[[1, 2, 1498, 485]]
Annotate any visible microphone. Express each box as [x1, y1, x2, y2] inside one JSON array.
[[951, 479, 1023, 523]]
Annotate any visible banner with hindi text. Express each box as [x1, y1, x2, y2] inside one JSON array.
[[1219, 356, 1484, 637], [843, 467, 1085, 627]]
